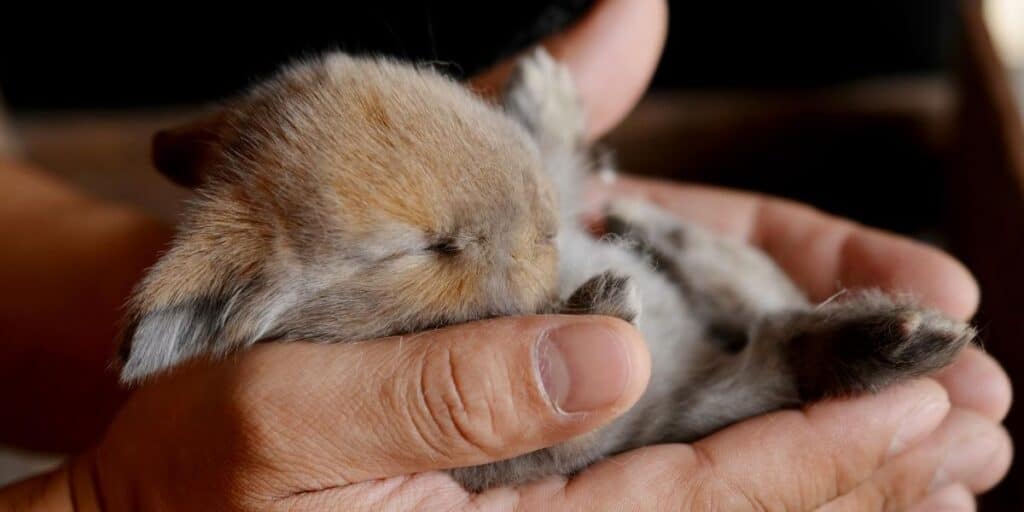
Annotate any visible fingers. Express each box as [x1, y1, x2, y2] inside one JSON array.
[[588, 176, 981, 320], [781, 218, 978, 322], [471, 0, 668, 140], [936, 347, 1012, 422], [820, 409, 1012, 511], [516, 379, 951, 510], [908, 484, 975, 512], [203, 315, 647, 490]]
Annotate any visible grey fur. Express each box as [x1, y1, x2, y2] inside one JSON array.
[[560, 271, 640, 323], [451, 49, 973, 491], [119, 49, 974, 492]]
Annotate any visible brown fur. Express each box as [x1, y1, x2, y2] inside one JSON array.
[[120, 54, 560, 380]]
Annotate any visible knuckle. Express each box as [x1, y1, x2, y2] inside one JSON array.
[[411, 343, 507, 460], [874, 468, 926, 512], [828, 467, 926, 512], [854, 479, 896, 512]]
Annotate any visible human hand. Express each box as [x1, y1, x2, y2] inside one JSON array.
[[18, 302, 1004, 512], [46, 322, 1004, 511], [34, 315, 637, 510], [10, 182, 1002, 511], [478, 0, 1014, 506], [585, 176, 1013, 510]]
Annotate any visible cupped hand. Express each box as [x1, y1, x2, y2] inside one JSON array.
[[58, 296, 1009, 512], [477, 0, 1012, 506], [63, 320, 1007, 511], [62, 316, 649, 510], [493, 0, 1011, 506], [584, 177, 1013, 510]]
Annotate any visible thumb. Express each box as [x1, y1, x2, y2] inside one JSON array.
[[219, 315, 648, 488], [470, 0, 668, 140]]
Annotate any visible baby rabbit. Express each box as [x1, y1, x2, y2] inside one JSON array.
[[119, 49, 974, 491]]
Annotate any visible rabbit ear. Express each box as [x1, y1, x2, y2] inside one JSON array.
[[118, 293, 238, 384], [115, 226, 297, 385], [117, 275, 296, 385], [151, 111, 228, 188]]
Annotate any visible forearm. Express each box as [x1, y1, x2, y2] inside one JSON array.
[[0, 158, 172, 451]]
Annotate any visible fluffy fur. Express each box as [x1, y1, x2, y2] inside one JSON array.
[[119, 50, 974, 491]]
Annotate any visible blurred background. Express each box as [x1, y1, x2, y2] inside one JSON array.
[[1, 1, 1022, 508]]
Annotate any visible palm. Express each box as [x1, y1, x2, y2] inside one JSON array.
[[278, 177, 1011, 510]]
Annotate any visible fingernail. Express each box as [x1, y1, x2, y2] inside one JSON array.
[[931, 432, 1003, 491], [888, 391, 948, 456], [536, 322, 631, 413], [910, 484, 974, 512]]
